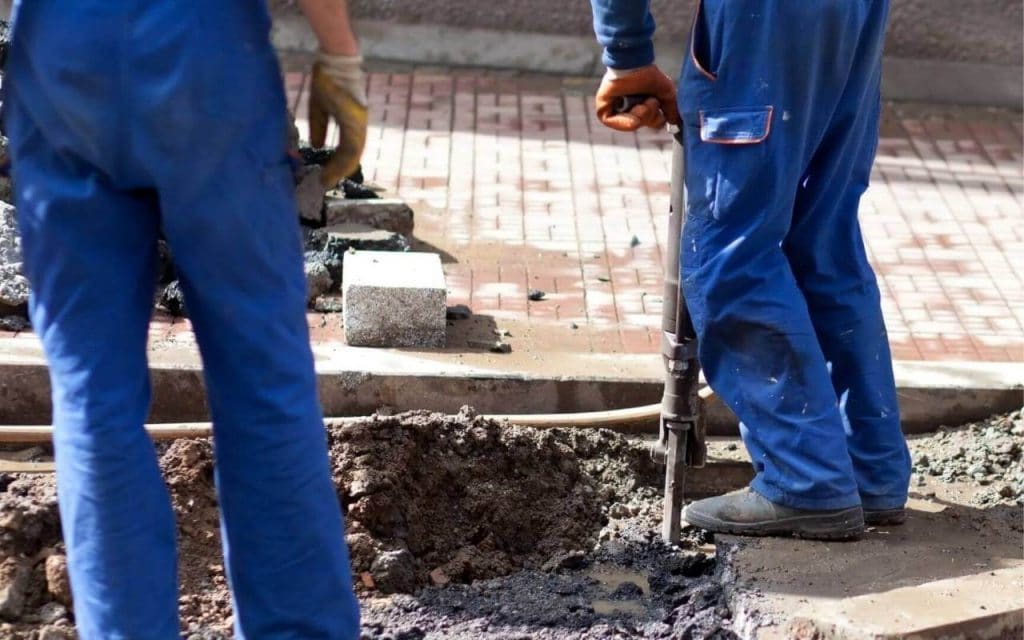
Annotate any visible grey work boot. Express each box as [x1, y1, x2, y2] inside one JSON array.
[[864, 507, 906, 526], [683, 488, 865, 540]]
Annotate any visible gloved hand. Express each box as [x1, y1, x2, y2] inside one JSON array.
[[595, 64, 680, 132], [308, 52, 369, 187]]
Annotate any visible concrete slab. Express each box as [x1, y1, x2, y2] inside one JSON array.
[[343, 251, 446, 348], [324, 197, 414, 236], [721, 491, 1024, 639], [0, 334, 1019, 433]]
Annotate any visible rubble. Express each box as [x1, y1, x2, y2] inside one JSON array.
[[158, 281, 188, 317], [909, 407, 1024, 505], [303, 260, 333, 303], [0, 558, 30, 620], [0, 200, 18, 267], [43, 556, 70, 608], [0, 265, 29, 316]]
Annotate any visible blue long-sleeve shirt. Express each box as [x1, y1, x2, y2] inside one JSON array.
[[590, 0, 656, 69]]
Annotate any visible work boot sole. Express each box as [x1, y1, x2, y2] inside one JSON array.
[[864, 508, 906, 526], [683, 506, 865, 541]]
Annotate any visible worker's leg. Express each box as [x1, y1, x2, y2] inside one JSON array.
[[134, 8, 359, 637], [678, 0, 883, 519], [786, 1, 911, 514], [4, 105, 177, 637]]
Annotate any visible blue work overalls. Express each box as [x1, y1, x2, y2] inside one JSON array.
[[3, 2, 359, 638], [678, 0, 911, 510]]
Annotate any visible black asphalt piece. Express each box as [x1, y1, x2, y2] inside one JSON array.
[[158, 281, 187, 317], [446, 304, 473, 320], [528, 289, 546, 301], [340, 179, 380, 200]]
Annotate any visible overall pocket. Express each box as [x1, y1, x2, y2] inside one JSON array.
[[699, 106, 774, 145], [690, 0, 724, 81]]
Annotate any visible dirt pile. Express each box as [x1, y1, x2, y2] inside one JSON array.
[[328, 408, 661, 591], [0, 475, 74, 639], [0, 410, 671, 638]]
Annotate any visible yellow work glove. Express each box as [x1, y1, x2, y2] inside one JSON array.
[[595, 65, 680, 132], [308, 52, 368, 187]]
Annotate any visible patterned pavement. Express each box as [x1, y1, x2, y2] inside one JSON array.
[[292, 66, 1021, 362]]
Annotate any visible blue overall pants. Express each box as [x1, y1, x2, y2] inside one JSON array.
[[679, 0, 911, 510], [4, 2, 359, 638]]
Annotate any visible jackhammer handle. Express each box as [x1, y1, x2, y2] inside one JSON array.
[[612, 94, 649, 114]]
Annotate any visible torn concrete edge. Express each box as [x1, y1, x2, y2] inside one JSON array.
[[716, 536, 1024, 640], [272, 16, 1024, 109], [0, 340, 1019, 435]]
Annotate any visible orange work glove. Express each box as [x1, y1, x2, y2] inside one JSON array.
[[308, 52, 369, 187], [595, 65, 680, 132]]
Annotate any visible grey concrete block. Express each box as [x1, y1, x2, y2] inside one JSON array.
[[324, 197, 414, 236], [343, 251, 446, 348], [294, 164, 325, 225]]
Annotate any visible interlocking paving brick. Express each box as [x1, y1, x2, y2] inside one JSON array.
[[168, 65, 1024, 362]]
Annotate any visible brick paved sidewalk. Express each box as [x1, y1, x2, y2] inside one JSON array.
[[290, 67, 1024, 362], [293, 67, 1021, 363]]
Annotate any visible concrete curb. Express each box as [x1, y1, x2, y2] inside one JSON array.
[[0, 338, 1019, 433], [273, 16, 1024, 108]]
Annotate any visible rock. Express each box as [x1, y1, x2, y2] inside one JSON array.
[[0, 265, 28, 315], [446, 304, 472, 320], [313, 295, 345, 313], [429, 568, 450, 586], [304, 260, 333, 303], [295, 165, 325, 225], [324, 197, 414, 236], [158, 281, 187, 317], [38, 601, 67, 624], [370, 549, 417, 594], [0, 558, 30, 620], [0, 202, 18, 267], [45, 554, 72, 607], [527, 289, 546, 301], [0, 134, 9, 172], [339, 179, 380, 200], [0, 178, 12, 206], [38, 625, 76, 640], [0, 315, 28, 332], [608, 581, 644, 599], [343, 251, 446, 348]]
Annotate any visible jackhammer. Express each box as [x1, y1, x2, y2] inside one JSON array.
[[614, 95, 706, 544], [654, 129, 705, 544]]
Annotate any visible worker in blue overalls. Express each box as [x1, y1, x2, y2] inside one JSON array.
[[589, 0, 911, 539], [4, 1, 366, 637]]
